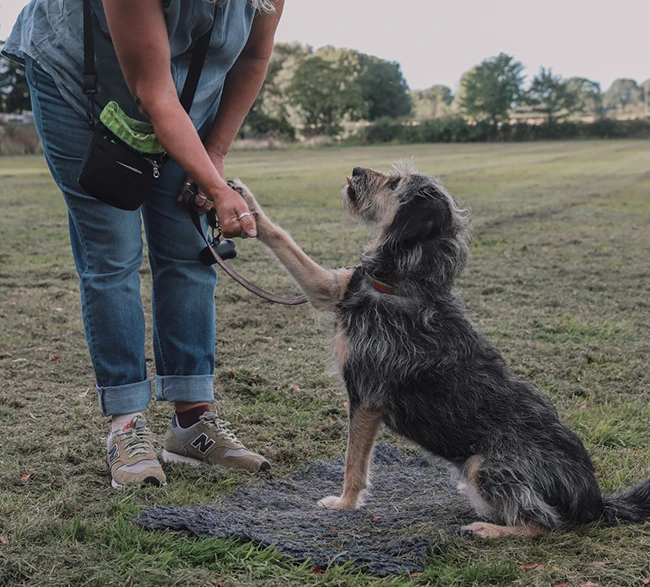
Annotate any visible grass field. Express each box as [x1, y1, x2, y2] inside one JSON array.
[[1, 140, 650, 586]]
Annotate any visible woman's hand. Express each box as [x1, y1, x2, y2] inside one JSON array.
[[210, 182, 257, 238], [177, 153, 226, 213], [177, 181, 256, 238], [204, 154, 257, 238], [176, 154, 254, 237]]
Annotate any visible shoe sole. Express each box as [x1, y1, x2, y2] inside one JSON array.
[[162, 449, 272, 472], [111, 476, 166, 489], [161, 449, 203, 466]]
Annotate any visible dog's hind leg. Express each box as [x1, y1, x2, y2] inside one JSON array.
[[459, 457, 557, 538], [319, 407, 383, 510]]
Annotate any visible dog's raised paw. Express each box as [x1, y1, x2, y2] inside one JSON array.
[[231, 178, 260, 212], [318, 495, 357, 510]]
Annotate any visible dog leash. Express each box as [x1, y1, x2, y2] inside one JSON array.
[[187, 185, 308, 306]]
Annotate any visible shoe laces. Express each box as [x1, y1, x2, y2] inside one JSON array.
[[116, 419, 152, 458], [200, 413, 244, 447]]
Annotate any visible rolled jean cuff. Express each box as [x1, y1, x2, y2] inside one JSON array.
[[155, 375, 215, 404], [97, 378, 152, 416]]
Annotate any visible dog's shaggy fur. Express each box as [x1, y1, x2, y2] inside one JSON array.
[[233, 163, 650, 538]]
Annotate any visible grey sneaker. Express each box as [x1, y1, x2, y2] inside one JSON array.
[[107, 416, 167, 489], [161, 412, 271, 473]]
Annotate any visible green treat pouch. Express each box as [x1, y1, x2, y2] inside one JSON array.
[[78, 101, 166, 211]]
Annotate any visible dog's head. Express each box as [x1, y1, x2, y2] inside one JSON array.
[[344, 160, 471, 288], [342, 160, 469, 247]]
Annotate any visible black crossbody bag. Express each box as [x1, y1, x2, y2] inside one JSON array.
[[78, 0, 215, 210]]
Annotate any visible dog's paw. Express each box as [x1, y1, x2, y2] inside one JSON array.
[[461, 522, 498, 539], [230, 178, 264, 217], [461, 521, 548, 539], [318, 495, 358, 510]]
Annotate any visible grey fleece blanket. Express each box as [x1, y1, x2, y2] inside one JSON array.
[[135, 443, 473, 576]]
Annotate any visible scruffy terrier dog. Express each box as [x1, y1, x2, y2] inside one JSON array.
[[233, 163, 650, 538]]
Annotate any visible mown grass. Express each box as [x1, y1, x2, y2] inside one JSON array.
[[1, 140, 650, 586]]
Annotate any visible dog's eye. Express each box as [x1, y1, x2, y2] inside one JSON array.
[[388, 177, 401, 190]]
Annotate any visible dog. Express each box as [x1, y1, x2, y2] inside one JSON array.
[[232, 162, 650, 538]]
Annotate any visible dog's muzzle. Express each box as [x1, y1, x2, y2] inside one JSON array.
[[345, 176, 358, 203]]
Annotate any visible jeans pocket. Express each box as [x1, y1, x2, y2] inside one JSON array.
[[25, 56, 57, 93], [24, 56, 39, 91]]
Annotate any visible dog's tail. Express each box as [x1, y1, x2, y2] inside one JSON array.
[[601, 478, 650, 525]]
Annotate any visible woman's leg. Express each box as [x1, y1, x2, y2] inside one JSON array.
[[26, 57, 152, 416], [141, 160, 217, 406], [143, 132, 270, 473]]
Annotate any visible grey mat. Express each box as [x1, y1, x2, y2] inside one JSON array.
[[135, 443, 473, 576]]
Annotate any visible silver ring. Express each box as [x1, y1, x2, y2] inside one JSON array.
[[195, 193, 208, 202], [184, 181, 193, 187], [238, 212, 251, 220]]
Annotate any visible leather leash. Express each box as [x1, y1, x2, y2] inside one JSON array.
[[188, 186, 308, 306]]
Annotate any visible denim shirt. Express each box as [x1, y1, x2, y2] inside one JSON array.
[[2, 0, 256, 127]]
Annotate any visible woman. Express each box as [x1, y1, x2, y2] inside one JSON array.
[[2, 0, 283, 488]]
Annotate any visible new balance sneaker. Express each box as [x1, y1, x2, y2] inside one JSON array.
[[107, 415, 167, 489], [162, 412, 271, 473]]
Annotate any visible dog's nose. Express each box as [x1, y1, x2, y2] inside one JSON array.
[[352, 167, 364, 177]]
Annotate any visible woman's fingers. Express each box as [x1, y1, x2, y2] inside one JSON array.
[[193, 192, 214, 211], [220, 209, 257, 238], [214, 187, 257, 239], [237, 210, 257, 238], [178, 178, 213, 211], [180, 180, 255, 237]]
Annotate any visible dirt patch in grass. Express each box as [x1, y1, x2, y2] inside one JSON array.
[[1, 141, 650, 586]]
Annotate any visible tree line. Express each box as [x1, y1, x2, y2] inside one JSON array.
[[1, 40, 649, 141], [243, 46, 649, 139]]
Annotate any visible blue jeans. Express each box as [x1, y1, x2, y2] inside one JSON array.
[[26, 57, 217, 416]]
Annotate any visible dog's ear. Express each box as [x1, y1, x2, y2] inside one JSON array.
[[386, 186, 452, 246]]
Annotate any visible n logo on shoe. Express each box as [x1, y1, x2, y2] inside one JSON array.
[[191, 433, 215, 454], [108, 444, 120, 464]]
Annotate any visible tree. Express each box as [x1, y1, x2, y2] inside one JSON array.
[[458, 53, 524, 124], [642, 78, 650, 116], [240, 43, 308, 139], [526, 67, 578, 124], [566, 77, 604, 118], [288, 55, 366, 136], [604, 79, 642, 114], [357, 54, 411, 120], [0, 44, 31, 114], [316, 47, 411, 120], [411, 85, 454, 120]]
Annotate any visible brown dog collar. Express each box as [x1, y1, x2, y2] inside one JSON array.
[[363, 269, 393, 295]]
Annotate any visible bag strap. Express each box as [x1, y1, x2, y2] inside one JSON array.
[[82, 0, 216, 121], [82, 0, 97, 123], [178, 14, 215, 114]]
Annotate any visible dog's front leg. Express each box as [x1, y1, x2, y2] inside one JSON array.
[[319, 407, 383, 510], [232, 178, 353, 311], [260, 227, 354, 311]]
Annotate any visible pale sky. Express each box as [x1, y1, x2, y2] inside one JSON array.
[[1, 0, 648, 92]]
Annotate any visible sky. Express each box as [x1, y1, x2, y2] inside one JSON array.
[[1, 0, 648, 92]]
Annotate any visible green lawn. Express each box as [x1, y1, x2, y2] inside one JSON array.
[[1, 140, 650, 586]]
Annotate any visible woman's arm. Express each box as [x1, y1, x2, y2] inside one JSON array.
[[203, 0, 285, 166], [101, 0, 256, 237]]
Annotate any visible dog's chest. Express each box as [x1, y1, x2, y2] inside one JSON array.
[[332, 322, 350, 373]]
